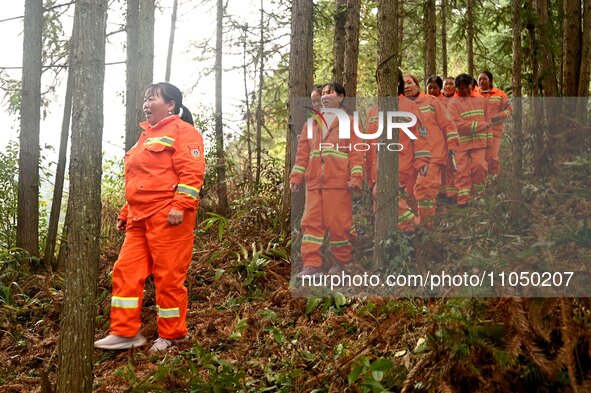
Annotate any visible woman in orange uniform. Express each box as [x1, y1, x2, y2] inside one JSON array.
[[403, 74, 458, 220], [290, 82, 364, 276], [365, 71, 431, 231], [442, 77, 456, 102], [476, 70, 512, 176], [446, 74, 490, 207], [94, 82, 205, 352]]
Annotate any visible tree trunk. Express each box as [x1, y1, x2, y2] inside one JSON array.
[[124, 0, 155, 151], [577, 0, 591, 125], [343, 0, 360, 101], [45, 36, 75, 269], [281, 0, 314, 225], [17, 0, 43, 259], [56, 0, 106, 391], [535, 0, 559, 96], [255, 0, 264, 188], [578, 0, 591, 96], [441, 0, 448, 77], [215, 0, 229, 215], [424, 0, 436, 79], [534, 0, 558, 174], [242, 26, 253, 186], [398, 0, 404, 60], [135, 0, 155, 130], [525, 0, 540, 96], [124, 0, 139, 151], [562, 0, 581, 96], [374, 0, 399, 269], [164, 0, 178, 82], [510, 0, 524, 223], [333, 0, 347, 84], [466, 0, 474, 76]]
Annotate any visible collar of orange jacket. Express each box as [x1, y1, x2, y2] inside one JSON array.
[[139, 114, 180, 131]]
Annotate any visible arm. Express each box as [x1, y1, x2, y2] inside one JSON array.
[[434, 99, 459, 150], [410, 111, 431, 171], [448, 100, 489, 136], [289, 121, 312, 189], [491, 92, 512, 125], [170, 126, 206, 213], [347, 116, 364, 190]]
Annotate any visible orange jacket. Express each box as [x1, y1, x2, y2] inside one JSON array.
[[429, 93, 451, 108], [408, 92, 459, 164], [365, 97, 431, 187], [119, 115, 205, 221], [477, 87, 512, 137], [290, 113, 364, 190], [446, 95, 491, 151]]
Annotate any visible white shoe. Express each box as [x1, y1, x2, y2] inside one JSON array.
[[94, 334, 146, 350], [149, 336, 188, 353]]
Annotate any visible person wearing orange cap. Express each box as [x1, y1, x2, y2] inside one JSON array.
[[365, 71, 432, 232], [476, 70, 512, 176], [290, 82, 364, 277], [446, 74, 491, 207], [94, 82, 205, 352], [403, 74, 458, 221]]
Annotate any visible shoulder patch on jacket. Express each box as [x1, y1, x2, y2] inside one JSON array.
[[187, 144, 203, 159]]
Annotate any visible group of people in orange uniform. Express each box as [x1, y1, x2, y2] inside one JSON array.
[[291, 71, 512, 277]]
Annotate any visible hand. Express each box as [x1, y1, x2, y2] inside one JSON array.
[[348, 182, 361, 193], [168, 208, 184, 225], [290, 183, 300, 192], [116, 219, 127, 231], [418, 165, 428, 176]]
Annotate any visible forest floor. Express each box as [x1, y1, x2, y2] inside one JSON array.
[[0, 152, 590, 392]]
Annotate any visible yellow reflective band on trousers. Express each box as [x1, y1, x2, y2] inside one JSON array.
[[157, 306, 180, 318], [111, 296, 139, 309], [177, 184, 199, 199], [330, 239, 350, 248], [303, 234, 324, 245]]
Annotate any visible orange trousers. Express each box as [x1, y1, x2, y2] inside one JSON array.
[[372, 183, 419, 233], [454, 148, 488, 205], [441, 155, 458, 198], [401, 169, 433, 222], [419, 163, 445, 220], [110, 207, 195, 339], [300, 189, 353, 268], [486, 136, 502, 175]]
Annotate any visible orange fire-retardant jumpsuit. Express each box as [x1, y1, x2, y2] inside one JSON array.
[[446, 95, 490, 205], [290, 115, 364, 269], [477, 87, 512, 175], [365, 98, 431, 231], [429, 93, 459, 199], [407, 93, 458, 219], [111, 115, 205, 339]]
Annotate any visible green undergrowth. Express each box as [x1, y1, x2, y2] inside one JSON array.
[[1, 155, 590, 392]]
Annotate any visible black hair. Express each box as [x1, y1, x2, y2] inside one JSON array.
[[455, 73, 473, 88], [478, 70, 494, 87], [426, 75, 443, 89], [144, 82, 194, 126], [397, 68, 405, 95], [311, 84, 323, 95], [322, 82, 347, 97]]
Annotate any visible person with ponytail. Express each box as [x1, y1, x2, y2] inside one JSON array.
[[94, 82, 205, 352]]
